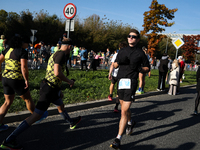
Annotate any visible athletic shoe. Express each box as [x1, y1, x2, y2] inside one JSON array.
[[0, 140, 23, 150], [114, 108, 119, 113], [168, 93, 172, 95], [136, 90, 142, 94], [194, 110, 198, 115], [35, 111, 48, 124], [0, 124, 8, 132], [108, 95, 112, 101], [157, 88, 161, 91], [126, 121, 136, 135], [110, 138, 120, 149], [70, 116, 81, 129]]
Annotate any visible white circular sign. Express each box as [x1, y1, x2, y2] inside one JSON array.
[[63, 3, 77, 19]]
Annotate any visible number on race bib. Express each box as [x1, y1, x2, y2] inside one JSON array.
[[118, 79, 131, 89]]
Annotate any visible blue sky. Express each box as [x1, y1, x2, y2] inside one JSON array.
[[1, 0, 200, 35]]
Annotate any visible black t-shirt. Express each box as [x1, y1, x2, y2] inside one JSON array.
[[115, 46, 150, 80], [53, 50, 66, 66], [2, 48, 28, 60]]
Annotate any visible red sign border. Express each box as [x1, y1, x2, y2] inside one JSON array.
[[63, 3, 77, 19]]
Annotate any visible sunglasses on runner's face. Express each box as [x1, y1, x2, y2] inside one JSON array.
[[128, 35, 138, 39]]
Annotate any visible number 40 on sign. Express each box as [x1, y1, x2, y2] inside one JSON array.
[[63, 3, 77, 19]]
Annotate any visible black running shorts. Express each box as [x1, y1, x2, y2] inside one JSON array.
[[117, 79, 138, 102], [2, 77, 28, 96], [36, 81, 61, 111], [111, 76, 118, 84]]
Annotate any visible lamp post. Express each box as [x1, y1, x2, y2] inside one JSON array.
[[165, 35, 169, 53]]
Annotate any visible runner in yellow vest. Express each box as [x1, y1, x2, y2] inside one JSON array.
[[72, 45, 79, 67], [0, 35, 5, 54]]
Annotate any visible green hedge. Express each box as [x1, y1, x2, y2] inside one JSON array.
[[0, 69, 196, 113]]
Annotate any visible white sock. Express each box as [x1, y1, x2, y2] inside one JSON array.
[[128, 120, 132, 125], [116, 134, 121, 140]]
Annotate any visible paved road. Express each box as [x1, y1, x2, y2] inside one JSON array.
[[1, 86, 200, 150]]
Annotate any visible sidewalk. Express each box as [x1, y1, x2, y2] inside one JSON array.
[[3, 85, 195, 124]]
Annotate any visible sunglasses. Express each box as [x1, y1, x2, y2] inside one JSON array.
[[128, 35, 138, 39]]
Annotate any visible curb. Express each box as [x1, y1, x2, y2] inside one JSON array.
[[4, 84, 196, 124]]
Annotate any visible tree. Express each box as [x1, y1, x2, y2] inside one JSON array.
[[181, 35, 200, 62], [141, 0, 178, 58]]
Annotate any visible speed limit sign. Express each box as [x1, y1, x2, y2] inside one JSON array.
[[63, 3, 77, 19]]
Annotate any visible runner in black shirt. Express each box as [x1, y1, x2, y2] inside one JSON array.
[[110, 29, 150, 149]]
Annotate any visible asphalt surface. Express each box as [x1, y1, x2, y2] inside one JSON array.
[[1, 85, 200, 150]]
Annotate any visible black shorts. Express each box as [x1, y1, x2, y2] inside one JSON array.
[[2, 77, 28, 95], [36, 81, 62, 111], [111, 76, 118, 84], [117, 79, 138, 102], [73, 56, 77, 59], [105, 58, 109, 63]]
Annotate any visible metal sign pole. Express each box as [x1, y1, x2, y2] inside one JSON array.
[[67, 19, 71, 38], [32, 32, 34, 45], [175, 48, 178, 59]]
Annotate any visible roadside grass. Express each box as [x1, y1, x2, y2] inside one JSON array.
[[0, 69, 196, 113]]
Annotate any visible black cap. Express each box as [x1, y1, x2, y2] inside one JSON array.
[[61, 38, 73, 45]]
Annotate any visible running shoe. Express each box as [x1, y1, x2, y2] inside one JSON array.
[[194, 110, 198, 115], [126, 121, 136, 135], [114, 108, 119, 113], [70, 116, 81, 129], [0, 124, 8, 132], [157, 88, 161, 91], [35, 111, 48, 124], [0, 139, 23, 150], [110, 138, 120, 149], [136, 90, 142, 94], [108, 95, 112, 101]]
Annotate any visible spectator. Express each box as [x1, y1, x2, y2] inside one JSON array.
[[157, 53, 170, 91], [153, 57, 157, 69], [105, 48, 110, 68], [88, 50, 95, 70], [168, 59, 180, 95], [177, 56, 185, 94], [80, 47, 88, 71], [178, 56, 185, 83], [194, 63, 200, 115]]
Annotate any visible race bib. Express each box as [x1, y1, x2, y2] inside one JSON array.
[[118, 78, 131, 89]]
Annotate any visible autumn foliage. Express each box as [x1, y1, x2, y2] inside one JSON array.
[[141, 0, 178, 57], [181, 35, 200, 61]]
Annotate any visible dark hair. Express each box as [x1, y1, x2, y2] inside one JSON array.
[[61, 38, 73, 45], [8, 35, 23, 48], [119, 41, 128, 49], [129, 29, 140, 38], [163, 53, 167, 56]]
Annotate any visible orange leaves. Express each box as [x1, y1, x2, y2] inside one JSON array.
[[182, 35, 200, 61], [141, 0, 178, 57]]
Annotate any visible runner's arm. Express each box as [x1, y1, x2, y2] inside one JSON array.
[[21, 58, 29, 88], [108, 62, 114, 80], [54, 63, 74, 87]]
